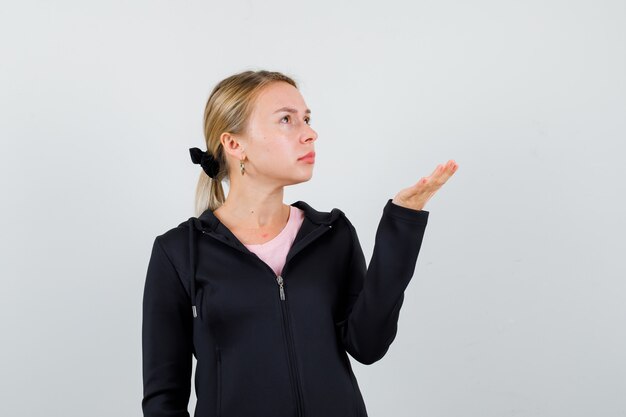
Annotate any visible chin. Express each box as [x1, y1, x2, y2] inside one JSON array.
[[284, 170, 314, 186]]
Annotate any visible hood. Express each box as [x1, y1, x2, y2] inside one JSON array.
[[185, 201, 344, 319]]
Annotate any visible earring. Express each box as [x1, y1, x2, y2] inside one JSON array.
[[240, 158, 245, 175]]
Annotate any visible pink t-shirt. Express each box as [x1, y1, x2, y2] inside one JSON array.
[[243, 205, 305, 277]]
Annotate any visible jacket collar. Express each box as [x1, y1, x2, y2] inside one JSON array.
[[193, 200, 342, 233]]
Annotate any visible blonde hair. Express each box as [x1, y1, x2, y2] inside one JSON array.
[[194, 70, 299, 217]]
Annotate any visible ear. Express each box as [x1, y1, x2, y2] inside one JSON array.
[[220, 132, 246, 160]]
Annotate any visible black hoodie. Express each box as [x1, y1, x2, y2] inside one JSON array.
[[142, 198, 429, 417]]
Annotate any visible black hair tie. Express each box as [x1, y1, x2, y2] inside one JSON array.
[[189, 147, 220, 179]]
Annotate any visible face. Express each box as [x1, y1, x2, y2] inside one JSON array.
[[224, 81, 318, 186]]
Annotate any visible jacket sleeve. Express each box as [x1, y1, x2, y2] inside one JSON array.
[[142, 236, 193, 417], [335, 198, 429, 365]]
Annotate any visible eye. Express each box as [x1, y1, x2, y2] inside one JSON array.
[[280, 115, 312, 125]]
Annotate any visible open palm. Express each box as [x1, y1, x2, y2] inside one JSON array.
[[392, 160, 458, 211]]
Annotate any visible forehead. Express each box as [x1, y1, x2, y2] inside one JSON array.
[[253, 82, 309, 115]]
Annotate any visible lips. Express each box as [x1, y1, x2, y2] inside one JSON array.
[[298, 151, 315, 160]]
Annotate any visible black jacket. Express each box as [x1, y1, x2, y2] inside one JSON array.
[[142, 198, 429, 417]]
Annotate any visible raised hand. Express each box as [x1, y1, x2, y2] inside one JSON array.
[[391, 160, 458, 211]]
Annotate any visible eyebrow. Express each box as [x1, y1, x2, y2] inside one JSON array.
[[273, 107, 311, 115]]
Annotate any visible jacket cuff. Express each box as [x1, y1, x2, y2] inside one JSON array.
[[384, 198, 429, 225]]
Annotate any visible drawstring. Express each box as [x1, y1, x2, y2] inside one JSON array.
[[188, 218, 198, 318]]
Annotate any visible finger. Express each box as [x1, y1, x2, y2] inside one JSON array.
[[405, 177, 428, 198], [417, 160, 458, 192], [428, 164, 452, 189], [444, 160, 458, 180], [430, 163, 447, 185], [421, 165, 442, 190], [413, 175, 437, 195], [430, 164, 442, 177], [436, 160, 457, 183]]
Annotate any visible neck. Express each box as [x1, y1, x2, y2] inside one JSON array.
[[217, 180, 289, 230]]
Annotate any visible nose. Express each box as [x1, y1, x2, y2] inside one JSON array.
[[302, 125, 317, 143]]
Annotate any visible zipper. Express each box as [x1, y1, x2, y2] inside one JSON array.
[[277, 275, 285, 300], [280, 291, 305, 417], [232, 238, 308, 416], [200, 222, 334, 417], [216, 347, 222, 417]]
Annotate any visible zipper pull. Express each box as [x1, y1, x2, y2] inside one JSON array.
[[276, 275, 285, 300]]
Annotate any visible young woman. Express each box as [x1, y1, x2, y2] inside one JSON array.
[[142, 70, 458, 417]]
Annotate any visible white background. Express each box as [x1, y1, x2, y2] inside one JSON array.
[[1, 0, 625, 416]]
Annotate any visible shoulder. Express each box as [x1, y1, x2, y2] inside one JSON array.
[[156, 218, 191, 245], [150, 218, 195, 270], [291, 199, 347, 226]]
